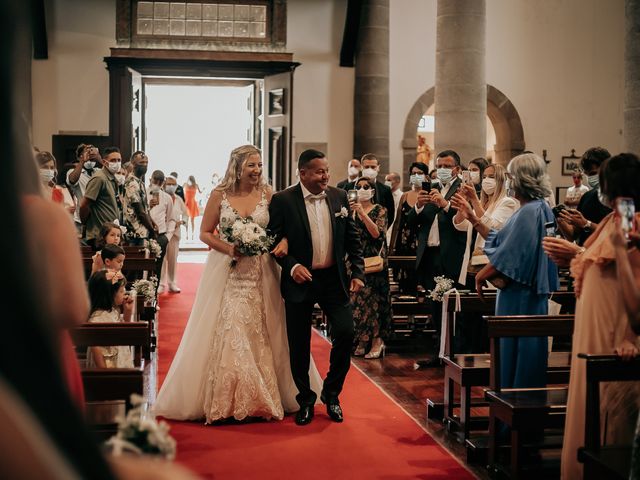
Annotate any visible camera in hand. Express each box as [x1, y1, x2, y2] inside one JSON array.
[[422, 180, 441, 192], [347, 189, 358, 202]]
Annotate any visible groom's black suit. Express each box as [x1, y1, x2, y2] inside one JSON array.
[[268, 184, 364, 407]]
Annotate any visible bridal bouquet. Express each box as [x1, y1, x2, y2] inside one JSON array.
[[428, 276, 454, 303], [105, 394, 176, 460], [220, 215, 275, 267]]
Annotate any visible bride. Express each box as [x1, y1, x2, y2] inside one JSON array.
[[153, 145, 321, 423]]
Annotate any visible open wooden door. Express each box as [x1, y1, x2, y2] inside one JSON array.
[[107, 65, 143, 162], [262, 70, 294, 191]]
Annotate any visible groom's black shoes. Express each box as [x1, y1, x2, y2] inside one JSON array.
[[321, 394, 344, 423], [295, 405, 314, 426]]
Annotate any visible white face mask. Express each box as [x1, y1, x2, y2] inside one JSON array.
[[481, 178, 496, 195], [40, 169, 55, 183], [356, 188, 373, 202], [410, 174, 425, 187], [106, 161, 121, 174], [470, 171, 481, 185], [114, 174, 126, 185], [84, 160, 96, 170], [437, 167, 453, 185], [348, 166, 360, 177], [384, 180, 393, 188], [587, 174, 599, 189], [362, 167, 378, 181], [165, 185, 177, 195]]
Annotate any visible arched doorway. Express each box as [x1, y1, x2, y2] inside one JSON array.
[[401, 85, 525, 182]]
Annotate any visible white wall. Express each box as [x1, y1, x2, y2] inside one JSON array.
[[288, 0, 354, 184], [31, 0, 115, 151]]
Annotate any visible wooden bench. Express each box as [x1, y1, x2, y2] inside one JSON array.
[[442, 291, 576, 445], [82, 256, 157, 281], [577, 354, 640, 480], [81, 245, 149, 258], [485, 314, 574, 479]]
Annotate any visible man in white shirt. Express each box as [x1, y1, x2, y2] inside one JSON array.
[[149, 170, 174, 293], [161, 175, 188, 293], [565, 169, 590, 208], [384, 172, 403, 245], [66, 144, 99, 234]]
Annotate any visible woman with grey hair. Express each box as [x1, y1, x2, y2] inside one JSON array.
[[475, 153, 559, 389]]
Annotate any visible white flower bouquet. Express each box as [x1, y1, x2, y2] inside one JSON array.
[[428, 276, 454, 302], [105, 394, 176, 460], [145, 239, 162, 259], [132, 276, 158, 303], [220, 215, 275, 267]]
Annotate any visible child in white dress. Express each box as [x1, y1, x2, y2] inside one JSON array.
[[86, 269, 134, 368]]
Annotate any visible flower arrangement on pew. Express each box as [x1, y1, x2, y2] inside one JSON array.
[[145, 239, 162, 259], [132, 276, 158, 304], [105, 394, 176, 460], [428, 276, 454, 303], [220, 215, 275, 267]]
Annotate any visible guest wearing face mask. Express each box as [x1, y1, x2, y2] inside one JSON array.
[[408, 150, 468, 367], [67, 144, 99, 234], [557, 147, 611, 245], [384, 172, 403, 245], [468, 157, 488, 195], [35, 150, 73, 211], [78, 147, 123, 247], [124, 151, 158, 245], [161, 175, 188, 293], [337, 158, 362, 190], [346, 153, 395, 226], [349, 177, 391, 359], [149, 170, 174, 292], [389, 162, 429, 294]]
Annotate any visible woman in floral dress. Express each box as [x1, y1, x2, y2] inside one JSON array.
[[350, 177, 391, 359]]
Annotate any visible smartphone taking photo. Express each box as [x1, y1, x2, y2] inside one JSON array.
[[347, 189, 358, 203], [616, 197, 636, 240], [462, 171, 471, 184]]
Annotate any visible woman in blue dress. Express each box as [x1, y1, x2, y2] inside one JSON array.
[[475, 153, 559, 389]]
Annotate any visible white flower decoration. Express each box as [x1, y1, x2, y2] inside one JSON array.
[[335, 207, 349, 218]]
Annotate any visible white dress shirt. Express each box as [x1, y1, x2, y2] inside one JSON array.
[[414, 181, 455, 247], [291, 183, 334, 275], [386, 188, 404, 244], [167, 194, 188, 241], [150, 189, 174, 235]]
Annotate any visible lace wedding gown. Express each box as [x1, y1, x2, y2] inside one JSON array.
[[153, 191, 322, 423]]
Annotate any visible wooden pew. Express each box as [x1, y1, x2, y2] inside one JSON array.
[[81, 245, 149, 258], [577, 354, 640, 480], [444, 292, 576, 443], [485, 314, 574, 479], [82, 256, 157, 281], [71, 322, 151, 439]]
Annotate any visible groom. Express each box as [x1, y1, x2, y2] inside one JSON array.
[[268, 149, 365, 425]]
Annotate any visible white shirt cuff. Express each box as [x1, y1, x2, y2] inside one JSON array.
[[290, 263, 301, 277]]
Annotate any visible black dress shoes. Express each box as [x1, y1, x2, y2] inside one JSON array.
[[321, 394, 344, 423], [295, 405, 314, 426]]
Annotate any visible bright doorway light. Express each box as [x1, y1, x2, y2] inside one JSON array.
[[144, 82, 254, 199]]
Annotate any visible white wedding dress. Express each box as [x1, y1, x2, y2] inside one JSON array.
[[152, 190, 322, 422]]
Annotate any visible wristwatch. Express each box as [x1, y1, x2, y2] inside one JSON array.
[[584, 220, 593, 231]]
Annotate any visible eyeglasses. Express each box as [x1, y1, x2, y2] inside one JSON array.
[[356, 185, 372, 190]]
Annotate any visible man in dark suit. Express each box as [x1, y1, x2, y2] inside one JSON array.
[[268, 149, 365, 426], [407, 149, 468, 366], [344, 153, 395, 226], [336, 158, 361, 190]]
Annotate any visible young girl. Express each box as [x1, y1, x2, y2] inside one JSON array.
[[92, 242, 125, 274], [86, 270, 134, 368]]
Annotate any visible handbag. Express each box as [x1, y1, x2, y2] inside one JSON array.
[[363, 245, 385, 274]]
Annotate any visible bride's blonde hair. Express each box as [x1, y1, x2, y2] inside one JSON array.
[[215, 145, 265, 193]]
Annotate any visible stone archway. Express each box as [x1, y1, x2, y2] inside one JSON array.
[[401, 85, 525, 181]]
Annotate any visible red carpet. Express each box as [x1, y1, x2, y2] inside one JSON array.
[[157, 263, 474, 479]]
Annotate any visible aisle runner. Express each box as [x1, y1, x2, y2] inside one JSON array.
[[157, 263, 474, 479]]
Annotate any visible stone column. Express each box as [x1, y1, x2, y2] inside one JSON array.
[[625, 0, 640, 154], [434, 0, 486, 163], [354, 0, 389, 171]]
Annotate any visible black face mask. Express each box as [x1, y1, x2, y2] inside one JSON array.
[[134, 165, 147, 177]]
